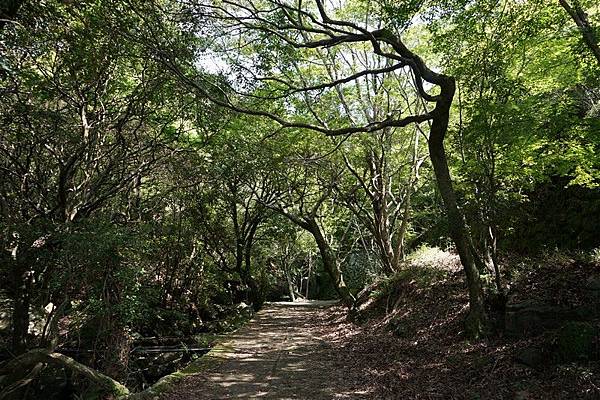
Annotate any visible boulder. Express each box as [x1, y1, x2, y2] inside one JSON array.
[[554, 321, 599, 362], [584, 276, 600, 316], [505, 301, 580, 337], [515, 346, 546, 369], [514, 322, 599, 369], [505, 276, 600, 338], [586, 276, 600, 292]]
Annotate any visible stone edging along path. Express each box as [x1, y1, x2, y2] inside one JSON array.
[[0, 301, 345, 400], [147, 300, 355, 400], [131, 339, 235, 399]]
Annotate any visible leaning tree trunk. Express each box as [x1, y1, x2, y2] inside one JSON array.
[[275, 209, 354, 307], [559, 0, 600, 65], [306, 218, 354, 307], [242, 226, 264, 311], [428, 76, 486, 338], [0, 350, 130, 399]]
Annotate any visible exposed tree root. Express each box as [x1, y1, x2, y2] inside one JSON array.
[[0, 342, 233, 400], [0, 349, 129, 399]]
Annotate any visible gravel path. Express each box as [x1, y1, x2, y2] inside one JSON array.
[[157, 301, 368, 400]]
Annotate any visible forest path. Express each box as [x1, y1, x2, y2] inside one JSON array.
[[157, 301, 368, 399]]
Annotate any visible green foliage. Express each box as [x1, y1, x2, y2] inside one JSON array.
[[2, 0, 600, 395], [371, 246, 454, 300], [341, 251, 381, 293]]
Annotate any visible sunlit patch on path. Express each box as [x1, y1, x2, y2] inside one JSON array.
[[157, 300, 370, 399]]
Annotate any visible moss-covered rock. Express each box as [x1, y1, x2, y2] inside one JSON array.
[[130, 342, 235, 399], [555, 322, 599, 362], [515, 346, 546, 369]]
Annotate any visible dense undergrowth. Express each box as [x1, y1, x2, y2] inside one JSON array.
[[0, 302, 254, 399]]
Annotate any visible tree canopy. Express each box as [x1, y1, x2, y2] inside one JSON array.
[[1, 0, 599, 398]]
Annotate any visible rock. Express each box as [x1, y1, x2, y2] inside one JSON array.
[[574, 304, 600, 320], [505, 301, 581, 337], [514, 390, 532, 400], [515, 346, 546, 368], [555, 322, 599, 362], [390, 318, 411, 338], [586, 276, 600, 291], [515, 323, 599, 369], [584, 277, 600, 317], [504, 302, 564, 337]]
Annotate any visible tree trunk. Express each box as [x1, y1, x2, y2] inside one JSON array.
[[392, 131, 422, 266], [11, 262, 31, 355], [99, 325, 131, 382], [559, 0, 600, 65], [245, 276, 263, 311], [0, 349, 129, 399], [97, 270, 130, 382], [488, 225, 503, 295], [394, 186, 413, 265], [305, 252, 312, 299], [428, 76, 486, 338], [242, 227, 264, 311], [306, 218, 354, 307], [377, 225, 396, 275], [285, 264, 296, 302]]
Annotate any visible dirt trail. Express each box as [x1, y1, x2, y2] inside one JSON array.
[[157, 301, 368, 399]]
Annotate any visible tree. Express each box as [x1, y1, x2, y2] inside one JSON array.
[[428, 0, 600, 289], [0, 0, 23, 31], [0, 0, 190, 361], [153, 0, 486, 335], [559, 0, 600, 65], [198, 122, 279, 309], [267, 142, 355, 306]]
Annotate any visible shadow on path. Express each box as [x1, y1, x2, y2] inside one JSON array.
[[158, 301, 370, 399]]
